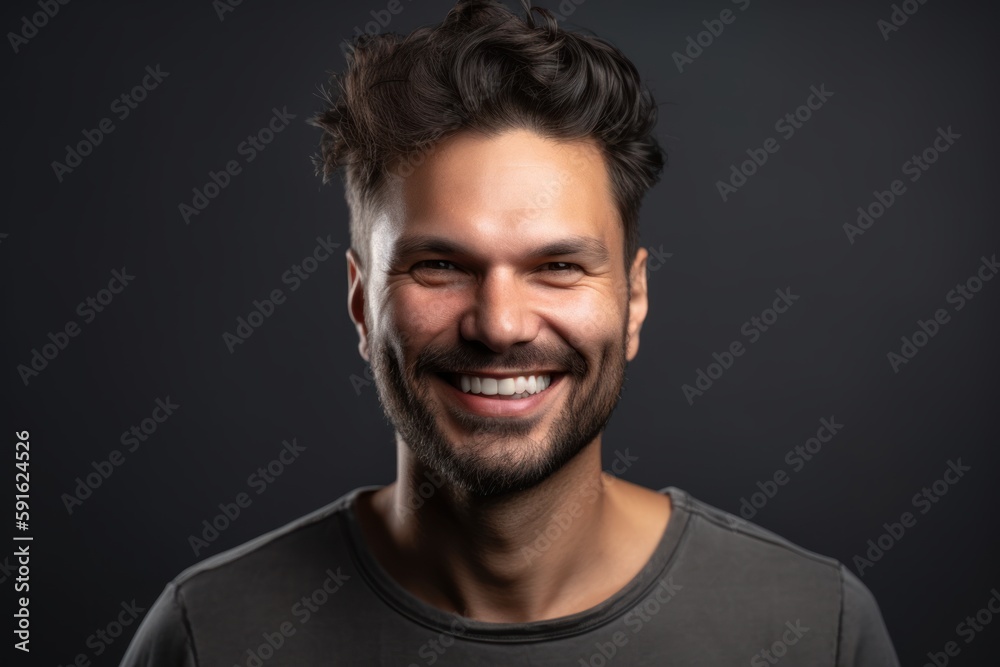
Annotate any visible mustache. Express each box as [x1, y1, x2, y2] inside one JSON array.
[[412, 341, 588, 378]]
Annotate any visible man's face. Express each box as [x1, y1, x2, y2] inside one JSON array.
[[348, 129, 649, 497]]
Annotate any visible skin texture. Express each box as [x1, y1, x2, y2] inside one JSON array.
[[346, 128, 671, 623]]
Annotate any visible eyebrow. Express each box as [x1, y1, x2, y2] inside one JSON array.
[[389, 234, 611, 266]]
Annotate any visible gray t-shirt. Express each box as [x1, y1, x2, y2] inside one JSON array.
[[120, 486, 900, 666]]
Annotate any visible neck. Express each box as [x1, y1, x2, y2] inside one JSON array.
[[358, 437, 669, 623]]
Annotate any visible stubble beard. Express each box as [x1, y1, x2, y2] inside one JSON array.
[[368, 317, 630, 499]]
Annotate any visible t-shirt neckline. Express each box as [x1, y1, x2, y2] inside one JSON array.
[[338, 484, 692, 643]]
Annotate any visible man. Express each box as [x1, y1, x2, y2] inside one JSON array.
[[121, 1, 899, 664]]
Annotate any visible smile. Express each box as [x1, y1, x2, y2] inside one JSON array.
[[436, 372, 564, 415], [452, 372, 553, 399]]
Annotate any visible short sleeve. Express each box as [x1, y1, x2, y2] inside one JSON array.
[[837, 564, 900, 667], [119, 582, 198, 667]]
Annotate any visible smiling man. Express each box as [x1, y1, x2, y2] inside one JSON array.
[[121, 1, 899, 665]]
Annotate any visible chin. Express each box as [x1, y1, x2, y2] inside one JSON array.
[[419, 428, 591, 498]]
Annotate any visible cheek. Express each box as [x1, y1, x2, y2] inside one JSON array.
[[384, 281, 625, 353], [546, 289, 625, 351], [388, 286, 458, 350]]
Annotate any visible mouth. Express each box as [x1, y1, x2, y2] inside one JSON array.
[[442, 371, 561, 398], [433, 371, 565, 417]]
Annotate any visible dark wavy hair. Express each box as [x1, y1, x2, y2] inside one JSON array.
[[309, 0, 665, 273]]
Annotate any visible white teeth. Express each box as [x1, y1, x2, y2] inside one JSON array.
[[455, 373, 553, 397]]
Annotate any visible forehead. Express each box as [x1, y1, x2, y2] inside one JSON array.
[[373, 129, 620, 258]]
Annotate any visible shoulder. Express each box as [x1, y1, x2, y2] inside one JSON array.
[[665, 486, 844, 579], [172, 486, 362, 591], [662, 487, 899, 666], [118, 581, 197, 667], [837, 565, 901, 666], [119, 486, 370, 666]]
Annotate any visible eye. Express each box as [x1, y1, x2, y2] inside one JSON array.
[[412, 259, 457, 271], [542, 262, 581, 272]]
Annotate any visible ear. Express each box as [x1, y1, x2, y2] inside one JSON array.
[[346, 248, 370, 362], [626, 247, 649, 362]]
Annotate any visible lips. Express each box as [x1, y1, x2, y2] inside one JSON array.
[[432, 371, 565, 416], [443, 372, 557, 399]]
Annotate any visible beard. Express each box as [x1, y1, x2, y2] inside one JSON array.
[[368, 315, 630, 499]]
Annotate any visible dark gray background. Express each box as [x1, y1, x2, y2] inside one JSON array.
[[2, 0, 998, 664]]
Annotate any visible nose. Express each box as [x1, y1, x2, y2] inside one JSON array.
[[459, 269, 539, 353]]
